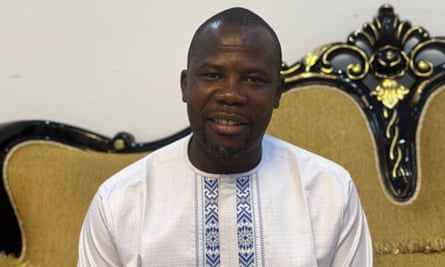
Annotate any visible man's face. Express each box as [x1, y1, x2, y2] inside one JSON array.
[[181, 21, 283, 166]]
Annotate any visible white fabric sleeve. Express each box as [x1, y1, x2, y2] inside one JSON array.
[[77, 190, 121, 267], [331, 177, 373, 267]]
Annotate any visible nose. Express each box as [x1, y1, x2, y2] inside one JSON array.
[[214, 77, 247, 105]]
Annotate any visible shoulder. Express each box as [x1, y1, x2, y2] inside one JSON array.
[[263, 135, 350, 180], [97, 135, 191, 202], [83, 135, 192, 239], [262, 134, 353, 206], [263, 134, 357, 212]]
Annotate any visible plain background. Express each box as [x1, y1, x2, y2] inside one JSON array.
[[1, 0, 444, 141]]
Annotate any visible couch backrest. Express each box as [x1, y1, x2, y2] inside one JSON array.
[[4, 141, 147, 266], [267, 85, 445, 267], [0, 121, 190, 266], [267, 4, 445, 266]]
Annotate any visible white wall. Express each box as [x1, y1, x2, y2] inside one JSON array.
[[1, 0, 444, 141]]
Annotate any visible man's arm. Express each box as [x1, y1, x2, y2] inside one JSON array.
[[77, 192, 121, 267], [331, 179, 373, 266]]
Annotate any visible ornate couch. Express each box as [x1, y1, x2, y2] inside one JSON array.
[[1, 4, 445, 266]]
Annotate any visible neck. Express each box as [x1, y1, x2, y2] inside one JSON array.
[[188, 136, 262, 174]]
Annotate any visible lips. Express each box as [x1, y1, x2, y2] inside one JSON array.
[[207, 112, 250, 135]]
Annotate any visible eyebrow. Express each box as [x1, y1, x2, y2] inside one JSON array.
[[194, 63, 223, 71]]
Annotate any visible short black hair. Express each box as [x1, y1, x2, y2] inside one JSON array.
[[187, 7, 282, 68]]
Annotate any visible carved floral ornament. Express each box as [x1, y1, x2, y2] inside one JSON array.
[[280, 4, 445, 202], [372, 79, 409, 109]]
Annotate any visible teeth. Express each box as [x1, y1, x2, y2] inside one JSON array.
[[216, 119, 239, 125]]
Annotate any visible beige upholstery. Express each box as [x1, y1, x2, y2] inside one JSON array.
[[2, 141, 147, 266], [267, 85, 445, 266]]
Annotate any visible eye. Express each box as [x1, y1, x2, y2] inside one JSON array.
[[200, 72, 222, 81], [245, 76, 266, 84]]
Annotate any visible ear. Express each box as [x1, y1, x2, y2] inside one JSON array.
[[180, 70, 188, 103], [274, 75, 284, 108]]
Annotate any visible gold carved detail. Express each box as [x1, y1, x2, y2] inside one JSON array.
[[371, 79, 409, 109], [384, 109, 407, 182], [321, 44, 369, 79], [303, 45, 331, 72], [280, 63, 302, 76], [113, 139, 125, 151], [375, 238, 445, 255], [409, 39, 445, 77], [369, 45, 409, 79], [280, 44, 338, 83]]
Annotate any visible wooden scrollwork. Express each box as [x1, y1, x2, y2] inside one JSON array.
[[281, 4, 445, 202]]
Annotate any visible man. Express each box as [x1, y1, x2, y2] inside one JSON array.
[[78, 7, 372, 266]]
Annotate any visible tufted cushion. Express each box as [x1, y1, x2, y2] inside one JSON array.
[[267, 85, 445, 266], [3, 141, 147, 266]]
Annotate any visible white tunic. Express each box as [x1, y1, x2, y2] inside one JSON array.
[[78, 134, 372, 266]]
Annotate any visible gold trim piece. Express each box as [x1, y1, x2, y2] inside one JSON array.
[[280, 63, 302, 76], [283, 72, 338, 84], [371, 79, 410, 109], [113, 139, 125, 151], [321, 44, 369, 80], [375, 238, 445, 255]]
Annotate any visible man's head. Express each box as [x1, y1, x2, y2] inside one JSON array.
[[181, 7, 283, 173], [186, 7, 282, 69]]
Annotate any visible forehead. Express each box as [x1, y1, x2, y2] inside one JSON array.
[[190, 22, 279, 65]]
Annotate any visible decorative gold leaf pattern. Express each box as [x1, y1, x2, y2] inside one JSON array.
[[371, 79, 410, 109]]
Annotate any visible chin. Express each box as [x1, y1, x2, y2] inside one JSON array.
[[204, 142, 247, 161]]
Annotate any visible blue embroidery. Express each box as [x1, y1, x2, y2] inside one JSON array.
[[201, 175, 258, 267], [203, 177, 220, 267], [237, 176, 255, 267]]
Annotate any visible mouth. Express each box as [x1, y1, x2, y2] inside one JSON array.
[[207, 113, 251, 135], [213, 118, 243, 126]]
